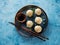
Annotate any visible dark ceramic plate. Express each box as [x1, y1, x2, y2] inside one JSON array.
[[15, 5, 48, 37]]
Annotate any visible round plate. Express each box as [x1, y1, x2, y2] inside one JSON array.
[[15, 5, 48, 37]]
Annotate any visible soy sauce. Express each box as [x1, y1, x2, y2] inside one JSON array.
[[18, 14, 25, 21]]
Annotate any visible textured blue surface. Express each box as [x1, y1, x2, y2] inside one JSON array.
[[0, 0, 60, 45]]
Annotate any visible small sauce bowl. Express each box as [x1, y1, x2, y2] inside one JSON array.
[[16, 12, 26, 23]]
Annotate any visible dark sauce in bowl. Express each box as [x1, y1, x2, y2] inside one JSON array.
[[18, 14, 25, 21], [16, 12, 26, 23]]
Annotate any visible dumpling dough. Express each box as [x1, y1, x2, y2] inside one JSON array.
[[35, 8, 42, 15], [26, 20, 33, 28], [26, 10, 33, 17], [35, 17, 42, 24], [34, 25, 42, 33]]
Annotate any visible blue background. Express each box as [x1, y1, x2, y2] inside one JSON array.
[[0, 0, 60, 45]]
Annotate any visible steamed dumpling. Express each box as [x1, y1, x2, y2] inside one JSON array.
[[34, 25, 42, 33], [26, 20, 33, 28], [35, 17, 42, 24], [26, 10, 33, 17], [35, 8, 42, 15]]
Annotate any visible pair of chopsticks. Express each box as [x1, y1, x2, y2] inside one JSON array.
[[9, 22, 49, 41]]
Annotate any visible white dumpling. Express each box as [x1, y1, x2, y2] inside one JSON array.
[[35, 17, 42, 24], [26, 10, 33, 17], [34, 25, 42, 33], [26, 20, 33, 28], [35, 8, 42, 15]]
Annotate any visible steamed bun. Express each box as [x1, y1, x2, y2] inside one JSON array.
[[35, 8, 42, 15], [35, 17, 42, 24], [34, 25, 42, 33], [26, 10, 33, 17], [26, 20, 33, 28]]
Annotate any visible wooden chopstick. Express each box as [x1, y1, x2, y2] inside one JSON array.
[[9, 22, 49, 41]]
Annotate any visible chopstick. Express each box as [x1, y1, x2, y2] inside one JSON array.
[[9, 22, 49, 41]]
